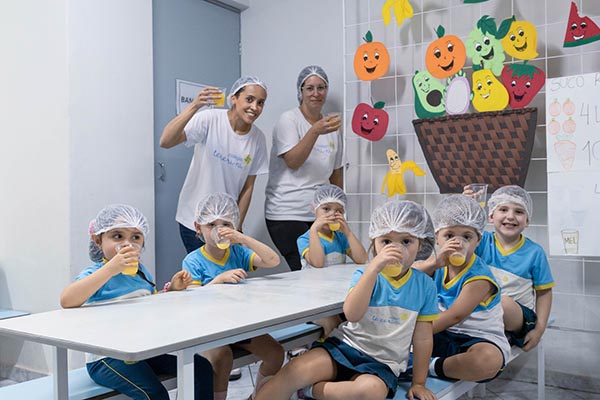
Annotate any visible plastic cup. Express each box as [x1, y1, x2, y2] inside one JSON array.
[[328, 222, 341, 231], [327, 112, 342, 130], [561, 229, 579, 254], [470, 183, 488, 207], [115, 243, 141, 276], [382, 244, 409, 276], [213, 87, 227, 108], [448, 237, 468, 266], [210, 225, 231, 249]]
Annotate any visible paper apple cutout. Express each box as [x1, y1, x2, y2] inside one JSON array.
[[351, 101, 389, 141]]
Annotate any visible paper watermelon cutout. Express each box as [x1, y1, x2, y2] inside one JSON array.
[[564, 1, 600, 47]]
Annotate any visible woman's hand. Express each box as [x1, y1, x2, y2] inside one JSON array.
[[191, 87, 224, 109], [312, 113, 342, 136]]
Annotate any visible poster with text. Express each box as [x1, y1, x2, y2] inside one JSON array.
[[546, 72, 600, 256]]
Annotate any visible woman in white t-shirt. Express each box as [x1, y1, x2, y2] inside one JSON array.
[[264, 66, 343, 271], [160, 76, 269, 253]]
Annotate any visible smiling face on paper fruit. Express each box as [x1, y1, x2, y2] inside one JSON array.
[[351, 102, 389, 141], [426, 25, 466, 79], [500, 18, 539, 60], [353, 31, 390, 81], [500, 63, 545, 108]]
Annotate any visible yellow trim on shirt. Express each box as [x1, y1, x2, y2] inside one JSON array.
[[463, 276, 499, 307], [200, 245, 230, 266], [494, 233, 525, 256], [382, 267, 412, 289], [318, 231, 335, 242], [534, 282, 555, 291], [191, 279, 203, 286], [417, 313, 439, 322], [249, 252, 257, 272], [302, 248, 310, 258], [442, 254, 476, 289]]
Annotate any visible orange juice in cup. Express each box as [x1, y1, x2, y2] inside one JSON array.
[[328, 222, 341, 231], [115, 243, 140, 276], [382, 244, 408, 276], [448, 237, 468, 266], [210, 225, 230, 249], [213, 88, 226, 108]]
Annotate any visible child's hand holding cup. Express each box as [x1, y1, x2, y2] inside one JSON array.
[[469, 183, 488, 207], [448, 237, 468, 267], [210, 225, 231, 250], [114, 243, 141, 276], [382, 243, 409, 276]]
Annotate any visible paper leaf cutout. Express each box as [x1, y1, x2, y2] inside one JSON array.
[[499, 16, 539, 60], [381, 149, 425, 196], [382, 0, 414, 27], [563, 1, 600, 47], [466, 16, 506, 75], [351, 102, 389, 141], [353, 31, 390, 81], [446, 74, 471, 115], [500, 62, 545, 108], [413, 70, 446, 119], [471, 68, 509, 112], [426, 25, 467, 79]]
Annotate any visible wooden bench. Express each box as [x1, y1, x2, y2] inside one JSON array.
[[0, 322, 322, 400]]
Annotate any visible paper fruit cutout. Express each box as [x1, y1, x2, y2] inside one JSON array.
[[563, 2, 600, 47], [467, 15, 506, 75], [499, 16, 539, 60], [413, 70, 446, 118], [353, 31, 390, 81], [554, 140, 576, 170], [500, 62, 545, 108], [426, 25, 467, 79], [381, 149, 426, 196], [471, 66, 509, 112], [445, 73, 471, 114], [382, 0, 414, 27], [351, 101, 389, 141]]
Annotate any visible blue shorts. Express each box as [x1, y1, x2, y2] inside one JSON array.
[[313, 336, 397, 397], [433, 330, 505, 383], [506, 302, 537, 348]]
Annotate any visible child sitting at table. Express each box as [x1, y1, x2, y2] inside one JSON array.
[[415, 195, 510, 382], [183, 192, 283, 400], [295, 184, 368, 340], [60, 204, 214, 400], [256, 200, 439, 400], [464, 185, 554, 351]]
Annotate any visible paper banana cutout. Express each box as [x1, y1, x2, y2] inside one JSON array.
[[382, 0, 414, 27]]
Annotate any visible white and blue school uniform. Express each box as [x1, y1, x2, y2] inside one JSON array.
[[182, 244, 256, 285], [296, 230, 350, 269], [319, 267, 438, 395], [433, 255, 511, 362], [476, 231, 555, 310]]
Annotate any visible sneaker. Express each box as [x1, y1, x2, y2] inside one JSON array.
[[229, 367, 242, 381], [286, 345, 309, 361]]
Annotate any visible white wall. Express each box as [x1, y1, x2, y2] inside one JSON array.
[[240, 0, 344, 273], [0, 0, 154, 376]]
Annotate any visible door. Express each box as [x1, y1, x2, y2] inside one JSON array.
[[153, 0, 240, 285]]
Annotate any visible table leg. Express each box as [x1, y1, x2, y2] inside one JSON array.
[[52, 347, 68, 400], [177, 348, 196, 400], [538, 338, 545, 400]]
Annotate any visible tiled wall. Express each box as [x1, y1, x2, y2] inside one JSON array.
[[342, 0, 600, 385]]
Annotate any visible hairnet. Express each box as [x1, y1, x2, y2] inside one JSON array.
[[297, 65, 329, 103], [432, 195, 486, 234], [88, 204, 149, 262], [369, 200, 435, 260], [312, 184, 346, 211], [195, 192, 240, 230], [487, 185, 532, 219], [228, 75, 268, 107]]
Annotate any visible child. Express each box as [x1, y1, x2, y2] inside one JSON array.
[[415, 195, 510, 382], [60, 204, 213, 400], [256, 200, 439, 400], [465, 184, 554, 351], [295, 184, 368, 339], [297, 184, 367, 269], [182, 192, 284, 400]]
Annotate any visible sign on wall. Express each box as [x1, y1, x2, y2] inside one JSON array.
[[176, 79, 204, 114], [546, 72, 600, 256]]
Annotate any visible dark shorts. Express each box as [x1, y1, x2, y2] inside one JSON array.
[[179, 223, 204, 254], [313, 336, 397, 397], [506, 302, 537, 348], [433, 330, 505, 383], [265, 219, 312, 271]]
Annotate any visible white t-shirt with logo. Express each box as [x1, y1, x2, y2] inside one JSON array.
[[265, 107, 343, 221], [176, 109, 268, 230]]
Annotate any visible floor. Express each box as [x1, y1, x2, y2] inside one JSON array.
[[2, 365, 600, 400]]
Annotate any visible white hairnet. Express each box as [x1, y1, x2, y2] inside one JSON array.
[[487, 185, 532, 219], [195, 192, 240, 229], [432, 195, 486, 234], [369, 200, 435, 260], [297, 65, 329, 103], [312, 184, 346, 211], [228, 75, 268, 107], [88, 204, 149, 262]]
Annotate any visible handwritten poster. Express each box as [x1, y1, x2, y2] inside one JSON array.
[[546, 72, 600, 256]]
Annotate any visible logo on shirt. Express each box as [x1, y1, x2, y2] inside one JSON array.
[[314, 142, 335, 156], [212, 150, 246, 169], [244, 154, 253, 165]]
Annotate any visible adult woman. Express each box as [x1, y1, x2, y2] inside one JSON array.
[[264, 66, 343, 271], [160, 76, 269, 253]]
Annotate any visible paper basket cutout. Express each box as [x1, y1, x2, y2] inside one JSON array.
[[412, 107, 537, 193]]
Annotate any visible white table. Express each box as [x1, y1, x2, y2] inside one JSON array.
[[0, 264, 357, 399]]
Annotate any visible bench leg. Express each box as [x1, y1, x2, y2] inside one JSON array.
[[177, 348, 196, 400], [52, 347, 68, 400], [538, 339, 545, 400]]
